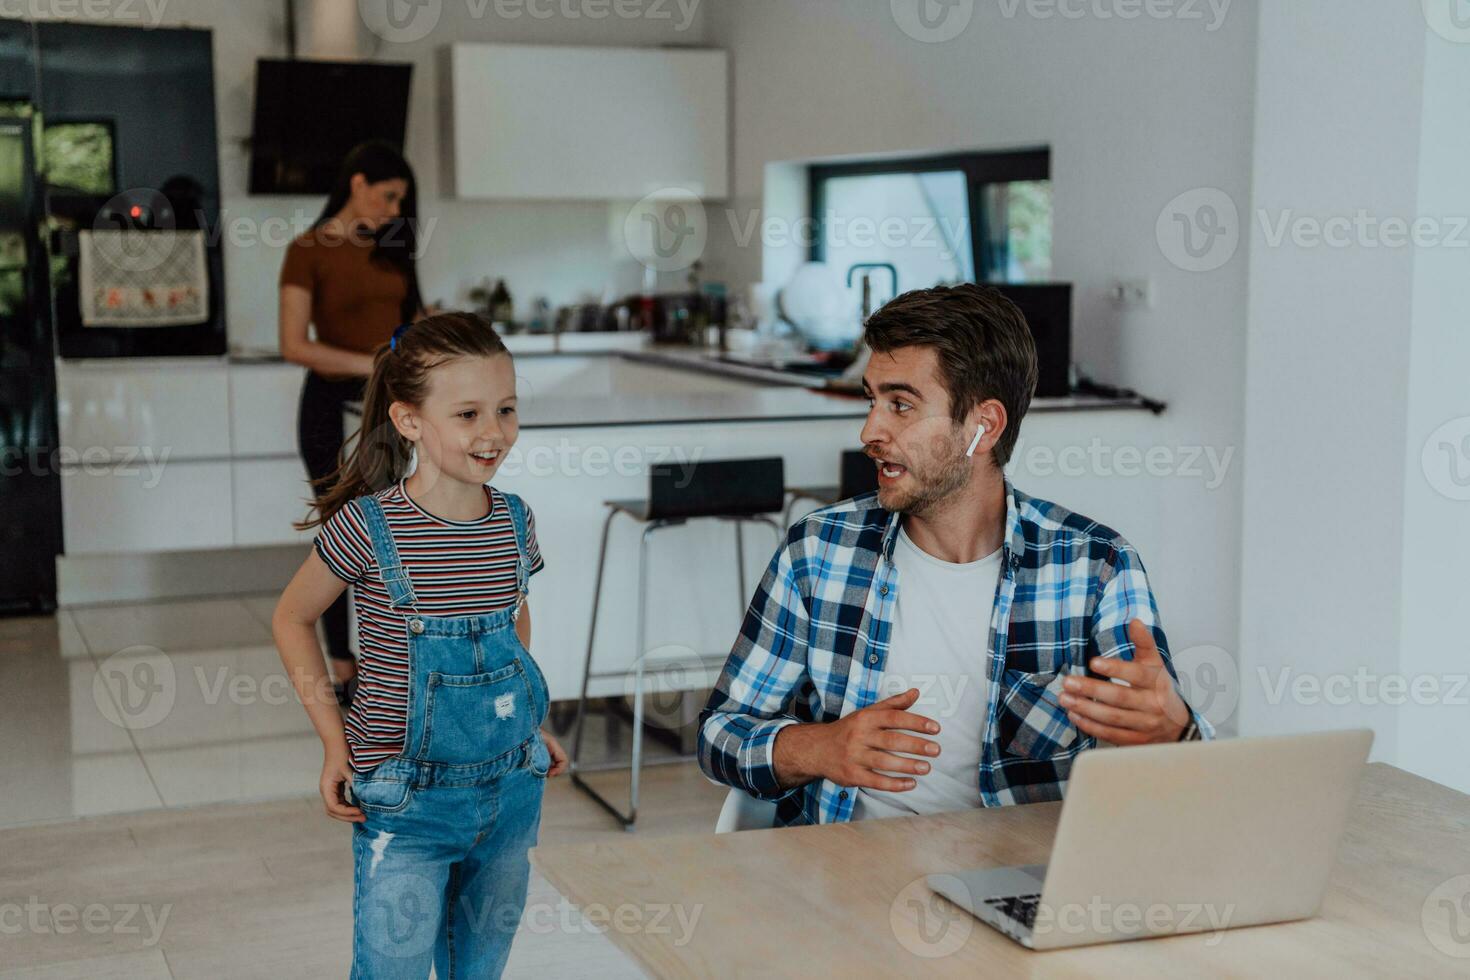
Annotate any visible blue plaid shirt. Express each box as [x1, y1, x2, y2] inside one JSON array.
[[698, 482, 1213, 826]]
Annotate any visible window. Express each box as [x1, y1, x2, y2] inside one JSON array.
[[42, 120, 116, 197], [809, 148, 1051, 308]]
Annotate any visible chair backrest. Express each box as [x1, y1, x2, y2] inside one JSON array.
[[839, 448, 879, 500], [714, 787, 779, 833], [648, 456, 786, 520]]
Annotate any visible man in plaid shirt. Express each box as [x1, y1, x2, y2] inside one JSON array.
[[699, 284, 1212, 827]]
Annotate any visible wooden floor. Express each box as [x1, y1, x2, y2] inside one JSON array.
[[0, 762, 725, 979]]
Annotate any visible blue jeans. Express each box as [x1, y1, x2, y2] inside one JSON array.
[[346, 490, 552, 979], [350, 738, 551, 979]]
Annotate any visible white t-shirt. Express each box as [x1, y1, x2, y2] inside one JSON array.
[[853, 526, 1002, 820]]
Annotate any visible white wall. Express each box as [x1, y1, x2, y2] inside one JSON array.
[[702, 0, 1260, 726], [14, 0, 710, 354], [1397, 28, 1470, 791], [1239, 2, 1470, 792]]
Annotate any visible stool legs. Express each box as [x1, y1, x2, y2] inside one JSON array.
[[571, 513, 785, 831], [570, 507, 617, 785], [627, 521, 661, 829]]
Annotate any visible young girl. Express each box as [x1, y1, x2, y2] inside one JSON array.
[[272, 311, 568, 979]]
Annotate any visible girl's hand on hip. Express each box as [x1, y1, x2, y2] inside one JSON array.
[[322, 749, 365, 823], [542, 730, 570, 777]]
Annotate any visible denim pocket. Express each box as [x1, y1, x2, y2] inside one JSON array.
[[350, 772, 413, 814], [418, 662, 538, 767], [527, 733, 552, 778]]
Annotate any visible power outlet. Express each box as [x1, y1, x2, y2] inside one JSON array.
[[1109, 278, 1152, 309]]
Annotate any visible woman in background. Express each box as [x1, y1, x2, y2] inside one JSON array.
[[279, 140, 427, 705]]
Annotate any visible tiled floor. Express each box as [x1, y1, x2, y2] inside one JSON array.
[[0, 597, 726, 978]]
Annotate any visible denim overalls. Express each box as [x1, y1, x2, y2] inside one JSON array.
[[347, 491, 552, 980]]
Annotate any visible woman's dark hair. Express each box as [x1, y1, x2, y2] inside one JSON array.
[[298, 312, 510, 530], [863, 283, 1038, 466], [314, 140, 424, 323]]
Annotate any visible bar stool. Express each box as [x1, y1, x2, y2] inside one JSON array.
[[570, 456, 787, 829], [782, 449, 880, 526]]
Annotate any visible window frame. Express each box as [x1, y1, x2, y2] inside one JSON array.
[[807, 146, 1050, 284]]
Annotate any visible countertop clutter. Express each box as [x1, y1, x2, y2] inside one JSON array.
[[339, 344, 1162, 428]]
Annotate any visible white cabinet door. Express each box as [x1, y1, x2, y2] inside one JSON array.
[[513, 356, 614, 402], [232, 458, 317, 547], [230, 362, 306, 457], [56, 360, 231, 461], [62, 459, 233, 555], [448, 44, 728, 200]]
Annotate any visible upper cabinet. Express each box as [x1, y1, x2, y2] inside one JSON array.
[[444, 44, 728, 201]]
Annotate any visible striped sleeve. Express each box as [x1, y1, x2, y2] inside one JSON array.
[[313, 501, 375, 584]]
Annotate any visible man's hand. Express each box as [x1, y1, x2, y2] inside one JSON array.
[[772, 688, 941, 791], [1060, 618, 1190, 745]]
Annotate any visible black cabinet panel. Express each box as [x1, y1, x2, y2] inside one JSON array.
[[41, 22, 226, 358]]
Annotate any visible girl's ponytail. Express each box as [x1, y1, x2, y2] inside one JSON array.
[[295, 311, 508, 530]]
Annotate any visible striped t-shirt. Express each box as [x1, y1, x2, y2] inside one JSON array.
[[314, 481, 545, 772]]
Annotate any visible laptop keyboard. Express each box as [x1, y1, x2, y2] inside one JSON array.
[[984, 893, 1042, 930]]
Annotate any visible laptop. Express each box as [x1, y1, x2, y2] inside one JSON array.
[[927, 729, 1373, 950]]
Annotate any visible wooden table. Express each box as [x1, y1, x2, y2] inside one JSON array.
[[531, 764, 1470, 977]]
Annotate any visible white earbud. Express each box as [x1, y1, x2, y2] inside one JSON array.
[[965, 423, 987, 458]]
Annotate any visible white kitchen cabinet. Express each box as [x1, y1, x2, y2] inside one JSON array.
[[445, 43, 728, 200], [229, 362, 306, 457], [513, 355, 615, 403], [232, 458, 316, 547], [56, 359, 231, 461], [61, 459, 233, 555]]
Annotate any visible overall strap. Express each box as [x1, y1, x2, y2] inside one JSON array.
[[498, 489, 531, 617], [356, 494, 418, 611]]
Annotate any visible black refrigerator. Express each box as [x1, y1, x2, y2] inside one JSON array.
[[0, 106, 62, 614]]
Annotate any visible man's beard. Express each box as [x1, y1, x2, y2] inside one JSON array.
[[874, 433, 973, 517]]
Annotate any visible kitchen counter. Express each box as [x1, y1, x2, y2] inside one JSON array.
[[344, 348, 1160, 427]]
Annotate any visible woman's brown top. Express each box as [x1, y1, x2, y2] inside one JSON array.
[[280, 227, 408, 367]]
